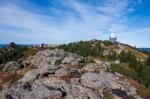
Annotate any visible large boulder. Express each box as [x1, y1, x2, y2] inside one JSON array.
[[55, 68, 78, 77], [81, 73, 111, 91], [30, 49, 84, 68], [3, 61, 23, 72], [67, 85, 102, 99], [95, 60, 110, 69], [62, 57, 76, 64], [48, 49, 66, 65], [55, 68, 68, 77], [38, 65, 60, 75], [0, 82, 32, 99], [20, 69, 39, 83], [50, 57, 63, 65], [32, 77, 102, 99], [70, 78, 80, 85], [81, 63, 101, 72], [62, 53, 84, 66], [23, 85, 63, 99], [30, 55, 47, 67]]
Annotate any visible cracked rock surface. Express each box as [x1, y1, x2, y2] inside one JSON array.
[[0, 49, 143, 99]]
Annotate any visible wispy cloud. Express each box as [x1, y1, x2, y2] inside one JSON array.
[[0, 0, 149, 47]]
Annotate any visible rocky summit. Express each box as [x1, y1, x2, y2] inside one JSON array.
[[0, 49, 143, 99]]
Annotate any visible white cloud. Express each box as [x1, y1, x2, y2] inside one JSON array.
[[0, 0, 149, 47], [118, 27, 150, 47]]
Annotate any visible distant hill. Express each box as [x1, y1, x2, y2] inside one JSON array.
[[0, 44, 7, 48], [0, 44, 40, 48]]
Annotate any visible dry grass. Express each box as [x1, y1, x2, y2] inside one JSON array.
[[120, 76, 150, 99], [103, 90, 113, 99], [0, 48, 38, 90], [122, 45, 148, 61], [0, 72, 22, 91], [107, 44, 148, 61], [64, 64, 79, 68], [0, 64, 35, 91], [23, 48, 39, 59], [128, 79, 150, 99], [0, 47, 39, 91], [120, 63, 134, 70]]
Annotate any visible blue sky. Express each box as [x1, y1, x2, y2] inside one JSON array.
[[0, 0, 150, 47]]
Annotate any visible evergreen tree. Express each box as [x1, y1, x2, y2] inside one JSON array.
[[0, 45, 27, 64], [146, 56, 150, 66], [119, 51, 127, 63]]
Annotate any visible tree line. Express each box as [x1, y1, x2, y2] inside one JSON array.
[[0, 43, 27, 64], [58, 40, 115, 59], [119, 51, 150, 88]]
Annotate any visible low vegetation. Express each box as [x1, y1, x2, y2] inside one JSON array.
[[59, 40, 150, 90], [0, 72, 22, 91], [118, 51, 150, 88], [0, 43, 27, 64], [22, 48, 38, 59], [58, 40, 116, 61], [110, 63, 150, 98], [129, 78, 150, 99], [110, 63, 138, 79], [103, 90, 113, 99], [59, 41, 103, 57]]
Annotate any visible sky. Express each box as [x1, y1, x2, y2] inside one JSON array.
[[0, 0, 150, 47]]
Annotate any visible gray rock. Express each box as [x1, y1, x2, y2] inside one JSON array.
[[34, 77, 102, 99], [70, 78, 80, 85], [55, 68, 68, 77], [1, 82, 32, 99], [62, 57, 76, 64], [21, 69, 39, 82], [127, 86, 137, 96], [50, 57, 62, 65], [0, 49, 143, 99], [30, 49, 84, 68], [67, 85, 102, 99], [3, 61, 23, 71], [1, 78, 65, 99], [55, 67, 79, 78], [30, 56, 46, 67], [81, 73, 111, 91], [81, 63, 101, 72], [38, 65, 60, 75], [62, 53, 84, 66], [95, 60, 110, 69], [23, 85, 62, 99]]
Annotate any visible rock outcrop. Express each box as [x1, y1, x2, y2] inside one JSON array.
[[3, 61, 23, 72], [0, 49, 143, 99]]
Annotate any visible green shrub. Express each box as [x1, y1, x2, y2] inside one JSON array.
[[110, 63, 138, 79], [58, 41, 103, 57], [58, 41, 117, 61], [102, 40, 113, 46], [0, 45, 27, 64]]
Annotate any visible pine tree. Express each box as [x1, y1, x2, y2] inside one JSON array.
[[146, 56, 150, 66]]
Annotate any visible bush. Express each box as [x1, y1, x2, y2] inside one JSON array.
[[58, 41, 104, 57], [146, 56, 150, 66], [59, 41, 117, 61], [102, 40, 113, 46], [0, 45, 27, 64], [110, 63, 139, 79]]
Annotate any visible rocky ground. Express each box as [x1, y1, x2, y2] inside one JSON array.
[[0, 49, 143, 99]]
